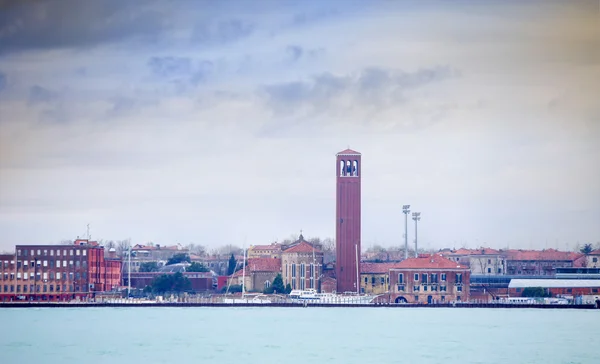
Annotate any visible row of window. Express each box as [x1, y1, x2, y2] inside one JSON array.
[[10, 260, 88, 269], [397, 285, 459, 292], [3, 284, 81, 293], [397, 273, 456, 284], [1, 271, 86, 281], [17, 249, 87, 257]]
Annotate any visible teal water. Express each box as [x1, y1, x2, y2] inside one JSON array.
[[0, 307, 598, 364]]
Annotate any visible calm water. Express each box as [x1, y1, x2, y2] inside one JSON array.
[[0, 307, 598, 364]]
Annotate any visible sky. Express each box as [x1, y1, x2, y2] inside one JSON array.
[[0, 0, 599, 252]]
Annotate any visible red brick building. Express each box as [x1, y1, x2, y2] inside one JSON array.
[[336, 148, 362, 293], [0, 239, 122, 302], [389, 254, 470, 304]]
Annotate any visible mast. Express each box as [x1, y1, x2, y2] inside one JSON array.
[[241, 244, 246, 298], [127, 245, 131, 297]]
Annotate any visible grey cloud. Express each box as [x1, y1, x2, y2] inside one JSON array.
[[0, 71, 6, 92], [148, 57, 193, 78], [147, 56, 215, 91], [192, 19, 254, 44], [285, 45, 325, 63], [28, 85, 59, 104], [262, 65, 459, 114], [0, 0, 166, 53]]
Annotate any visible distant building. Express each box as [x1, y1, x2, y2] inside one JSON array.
[[227, 257, 281, 292], [336, 148, 362, 293], [504, 249, 582, 276], [441, 248, 506, 275], [247, 243, 282, 259], [281, 234, 323, 291], [389, 254, 470, 304], [508, 279, 600, 301], [1, 239, 122, 302], [586, 250, 600, 268], [360, 263, 400, 295], [126, 243, 189, 272]]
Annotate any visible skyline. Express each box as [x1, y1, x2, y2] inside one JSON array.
[[0, 1, 599, 251]]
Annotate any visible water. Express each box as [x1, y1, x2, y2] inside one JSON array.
[[0, 307, 598, 364]]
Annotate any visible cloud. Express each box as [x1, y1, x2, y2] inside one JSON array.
[[0, 0, 166, 53], [0, 71, 6, 92], [285, 45, 325, 63], [191, 19, 254, 44], [28, 85, 59, 104], [262, 65, 459, 115]]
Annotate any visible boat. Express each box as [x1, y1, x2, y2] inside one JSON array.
[[289, 289, 378, 305]]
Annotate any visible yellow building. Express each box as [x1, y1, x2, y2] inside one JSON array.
[[247, 243, 282, 259], [359, 263, 400, 295]]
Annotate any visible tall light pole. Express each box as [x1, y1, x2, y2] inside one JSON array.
[[403, 205, 410, 259], [412, 212, 421, 258]]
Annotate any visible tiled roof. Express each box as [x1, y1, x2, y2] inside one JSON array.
[[337, 148, 361, 155], [504, 249, 581, 261], [232, 258, 282, 277], [249, 244, 282, 251], [442, 248, 501, 255], [393, 254, 468, 270], [589, 249, 600, 256], [360, 262, 401, 274], [283, 241, 322, 254]]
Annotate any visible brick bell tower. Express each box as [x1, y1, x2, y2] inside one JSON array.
[[335, 148, 361, 293]]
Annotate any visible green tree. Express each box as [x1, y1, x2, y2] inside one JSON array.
[[522, 287, 550, 298], [139, 262, 160, 272], [222, 284, 243, 293], [186, 262, 210, 272], [150, 272, 192, 294], [580, 243, 593, 255], [285, 283, 292, 294], [263, 273, 286, 294], [227, 253, 237, 275], [167, 253, 191, 265]]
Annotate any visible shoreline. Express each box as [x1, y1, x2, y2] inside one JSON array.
[[1, 302, 597, 309]]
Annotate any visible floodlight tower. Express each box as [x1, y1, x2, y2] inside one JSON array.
[[403, 205, 410, 259], [412, 212, 421, 258]]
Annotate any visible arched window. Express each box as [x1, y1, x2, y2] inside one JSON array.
[[340, 160, 345, 176], [346, 161, 352, 175], [264, 280, 271, 289], [353, 160, 358, 176]]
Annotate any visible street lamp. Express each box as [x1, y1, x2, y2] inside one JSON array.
[[402, 205, 410, 259], [412, 212, 421, 258]]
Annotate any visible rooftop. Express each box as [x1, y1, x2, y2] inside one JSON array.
[[393, 254, 468, 270], [360, 262, 401, 274], [336, 148, 361, 156], [508, 279, 600, 289]]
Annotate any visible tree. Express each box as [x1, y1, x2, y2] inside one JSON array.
[[116, 239, 131, 257], [186, 262, 209, 272], [285, 283, 292, 294], [139, 262, 160, 272], [227, 254, 237, 275], [522, 287, 550, 298], [580, 243, 593, 255], [167, 253, 191, 265], [264, 274, 285, 294], [185, 243, 207, 257], [150, 272, 191, 294], [223, 284, 243, 293]]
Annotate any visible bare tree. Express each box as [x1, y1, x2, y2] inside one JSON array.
[[104, 240, 116, 250], [116, 239, 131, 257], [186, 243, 207, 257]]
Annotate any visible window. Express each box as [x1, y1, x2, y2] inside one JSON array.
[[413, 285, 420, 292], [50, 250, 54, 256], [456, 273, 462, 284], [43, 272, 48, 280], [56, 261, 61, 268], [49, 260, 54, 268], [50, 272, 55, 280], [593, 258, 598, 263], [441, 295, 445, 302], [414, 274, 419, 281], [50, 285, 54, 292], [457, 286, 462, 292], [56, 250, 61, 256], [398, 273, 404, 284], [498, 268, 502, 273], [414, 296, 419, 302], [83, 250, 87, 256], [488, 259, 491, 264], [371, 277, 376, 285], [487, 268, 491, 273], [440, 285, 447, 292], [76, 250, 80, 256], [397, 285, 405, 292], [63, 260, 67, 267], [422, 274, 428, 283], [76, 261, 80, 268], [23, 285, 27, 292], [431, 285, 438, 291], [423, 285, 428, 292], [23, 250, 27, 257], [17, 261, 21, 269], [364, 277, 368, 284], [17, 249, 21, 256], [17, 285, 21, 292], [44, 250, 47, 256], [43, 260, 47, 267], [56, 272, 61, 280], [17, 272, 21, 279], [63, 250, 67, 256], [431, 273, 438, 283], [441, 273, 446, 281], [43, 285, 47, 292], [37, 250, 41, 255], [70, 250, 73, 256]]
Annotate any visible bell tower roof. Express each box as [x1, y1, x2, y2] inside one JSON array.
[[336, 148, 361, 156]]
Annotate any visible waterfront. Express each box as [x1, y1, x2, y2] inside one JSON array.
[[0, 307, 598, 364]]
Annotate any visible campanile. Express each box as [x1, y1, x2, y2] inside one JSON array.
[[335, 148, 361, 293]]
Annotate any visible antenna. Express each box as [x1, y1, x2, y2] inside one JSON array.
[[86, 224, 90, 240]]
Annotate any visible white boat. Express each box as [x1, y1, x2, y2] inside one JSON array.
[[289, 289, 377, 305], [222, 294, 272, 304]]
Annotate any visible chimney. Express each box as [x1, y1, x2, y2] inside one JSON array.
[[108, 248, 117, 259]]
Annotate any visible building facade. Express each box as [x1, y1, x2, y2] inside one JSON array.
[[389, 254, 470, 304], [227, 258, 281, 292], [336, 148, 361, 293], [360, 263, 399, 295], [281, 235, 323, 291], [1, 239, 122, 302], [247, 243, 282, 259], [442, 248, 506, 275], [505, 249, 581, 276]]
